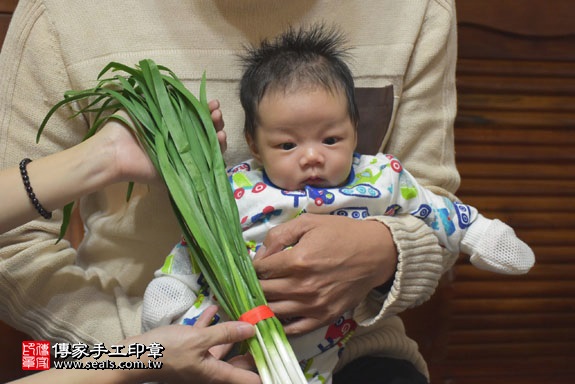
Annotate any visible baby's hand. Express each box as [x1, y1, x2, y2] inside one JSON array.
[[208, 99, 227, 154]]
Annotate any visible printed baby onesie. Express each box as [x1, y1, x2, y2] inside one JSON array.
[[143, 153, 534, 383]]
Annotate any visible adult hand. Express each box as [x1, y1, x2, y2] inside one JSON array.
[[95, 99, 226, 185], [253, 214, 398, 335], [209, 99, 227, 154], [94, 112, 160, 185], [134, 306, 261, 384], [9, 306, 259, 384]]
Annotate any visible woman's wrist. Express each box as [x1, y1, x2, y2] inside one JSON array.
[[80, 130, 126, 187], [53, 135, 120, 203]]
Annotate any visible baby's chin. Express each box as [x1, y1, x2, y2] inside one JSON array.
[[303, 180, 330, 189], [298, 179, 336, 190], [274, 177, 343, 191]]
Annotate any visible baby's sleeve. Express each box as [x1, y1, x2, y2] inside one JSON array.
[[374, 154, 477, 256], [375, 154, 535, 274]]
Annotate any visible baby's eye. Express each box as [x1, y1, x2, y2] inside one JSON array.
[[280, 143, 296, 150], [323, 137, 338, 145]]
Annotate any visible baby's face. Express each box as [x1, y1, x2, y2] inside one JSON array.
[[248, 87, 357, 191]]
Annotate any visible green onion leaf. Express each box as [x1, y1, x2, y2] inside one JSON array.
[[38, 59, 307, 384]]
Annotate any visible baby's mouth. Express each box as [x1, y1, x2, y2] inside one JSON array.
[[304, 176, 324, 186]]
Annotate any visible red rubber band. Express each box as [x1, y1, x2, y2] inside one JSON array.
[[238, 305, 275, 325]]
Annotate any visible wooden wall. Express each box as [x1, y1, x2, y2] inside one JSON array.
[[410, 1, 575, 383], [0, 0, 16, 49], [0, 0, 574, 382]]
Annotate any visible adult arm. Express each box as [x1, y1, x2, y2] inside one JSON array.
[[0, 100, 225, 235], [0, 0, 136, 345], [0, 117, 158, 234], [0, 0, 225, 345]]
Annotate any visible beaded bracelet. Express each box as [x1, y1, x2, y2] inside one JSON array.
[[19, 158, 52, 219]]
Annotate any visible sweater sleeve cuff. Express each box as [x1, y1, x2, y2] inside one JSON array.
[[352, 214, 455, 326]]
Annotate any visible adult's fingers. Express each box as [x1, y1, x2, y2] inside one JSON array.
[[208, 99, 225, 132], [202, 321, 256, 348], [194, 305, 219, 328], [211, 107, 224, 131], [282, 317, 323, 335], [228, 353, 257, 371], [216, 129, 227, 153], [208, 99, 220, 113], [210, 360, 262, 384], [253, 215, 314, 261]]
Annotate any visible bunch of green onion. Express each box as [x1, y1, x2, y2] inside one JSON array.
[[38, 59, 306, 384]]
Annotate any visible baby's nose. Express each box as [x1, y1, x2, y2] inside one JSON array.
[[300, 146, 324, 167]]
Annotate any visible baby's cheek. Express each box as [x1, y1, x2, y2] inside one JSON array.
[[268, 169, 293, 190]]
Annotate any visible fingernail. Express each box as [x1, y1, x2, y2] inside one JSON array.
[[237, 323, 255, 336]]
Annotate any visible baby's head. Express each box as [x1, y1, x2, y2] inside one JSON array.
[[239, 24, 359, 191]]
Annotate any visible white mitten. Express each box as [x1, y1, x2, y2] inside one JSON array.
[[141, 244, 200, 331], [461, 215, 535, 275]]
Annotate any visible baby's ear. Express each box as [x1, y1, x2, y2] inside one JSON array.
[[245, 133, 261, 161]]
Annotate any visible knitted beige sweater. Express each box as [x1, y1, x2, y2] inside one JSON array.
[[0, 0, 460, 380]]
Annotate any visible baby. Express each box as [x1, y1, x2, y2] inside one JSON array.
[[143, 24, 534, 383]]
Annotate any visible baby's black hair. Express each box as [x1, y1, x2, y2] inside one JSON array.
[[239, 23, 359, 139]]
